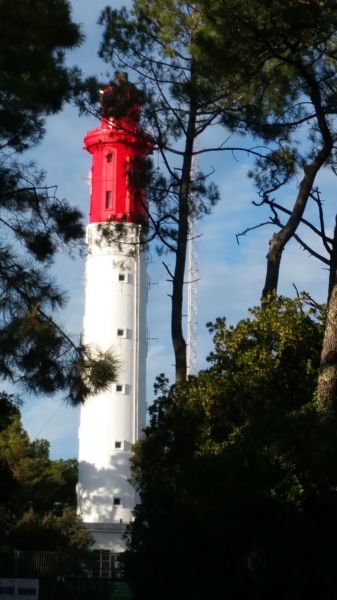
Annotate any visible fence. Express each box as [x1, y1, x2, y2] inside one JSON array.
[[0, 548, 133, 599]]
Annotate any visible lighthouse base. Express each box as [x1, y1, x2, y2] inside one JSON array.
[[85, 522, 127, 552]]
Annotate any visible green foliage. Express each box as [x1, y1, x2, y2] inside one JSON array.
[[0, 394, 93, 552], [11, 507, 93, 553], [125, 297, 337, 598], [192, 0, 337, 191], [205, 295, 324, 435], [0, 0, 119, 403], [0, 0, 82, 152]]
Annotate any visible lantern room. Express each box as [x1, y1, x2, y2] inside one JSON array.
[[83, 73, 153, 224]]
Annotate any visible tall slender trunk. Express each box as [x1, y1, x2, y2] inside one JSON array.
[[318, 219, 337, 411], [327, 217, 337, 305], [262, 71, 333, 300], [172, 103, 197, 383], [262, 157, 331, 299]]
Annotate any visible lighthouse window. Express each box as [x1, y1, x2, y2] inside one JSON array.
[[116, 384, 124, 393], [118, 273, 126, 282], [115, 441, 122, 449], [117, 328, 125, 337], [106, 191, 113, 209], [106, 153, 113, 163], [114, 497, 121, 506]]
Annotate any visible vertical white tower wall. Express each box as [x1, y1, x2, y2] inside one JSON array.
[[77, 221, 147, 551]]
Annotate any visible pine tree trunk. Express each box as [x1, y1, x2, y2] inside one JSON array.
[[318, 289, 337, 411], [327, 217, 337, 304], [262, 72, 333, 300], [262, 157, 332, 300], [262, 235, 283, 299], [172, 103, 197, 383], [318, 219, 337, 411]]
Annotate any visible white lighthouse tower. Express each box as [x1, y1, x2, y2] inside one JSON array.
[[77, 75, 153, 552]]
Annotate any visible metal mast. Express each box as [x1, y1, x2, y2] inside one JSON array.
[[186, 145, 199, 377], [186, 215, 198, 376]]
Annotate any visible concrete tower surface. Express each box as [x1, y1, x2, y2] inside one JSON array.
[[77, 74, 153, 551]]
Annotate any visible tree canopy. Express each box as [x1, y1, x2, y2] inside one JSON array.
[[0, 393, 92, 553], [0, 0, 82, 151], [0, 0, 118, 404], [124, 297, 337, 599], [190, 0, 337, 297], [189, 0, 337, 410]]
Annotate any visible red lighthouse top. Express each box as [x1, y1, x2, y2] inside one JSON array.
[[84, 73, 153, 224]]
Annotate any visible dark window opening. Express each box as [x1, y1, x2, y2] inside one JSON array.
[[107, 153, 113, 163], [106, 191, 113, 209], [118, 273, 125, 282], [115, 441, 122, 449], [116, 384, 123, 393], [114, 497, 121, 506], [117, 328, 124, 337]]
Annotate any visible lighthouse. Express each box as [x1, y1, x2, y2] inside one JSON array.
[[77, 73, 153, 552]]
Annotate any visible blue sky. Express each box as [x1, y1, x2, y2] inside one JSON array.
[[20, 1, 333, 459]]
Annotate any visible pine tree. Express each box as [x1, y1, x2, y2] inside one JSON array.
[[0, 0, 118, 403], [96, 1, 224, 381], [192, 0, 337, 409]]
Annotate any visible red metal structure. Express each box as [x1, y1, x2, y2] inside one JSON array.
[[84, 74, 153, 224]]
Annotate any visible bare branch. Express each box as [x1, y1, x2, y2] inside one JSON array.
[[293, 232, 330, 265], [257, 196, 333, 244], [310, 187, 332, 254], [236, 220, 274, 245], [162, 261, 174, 280]]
